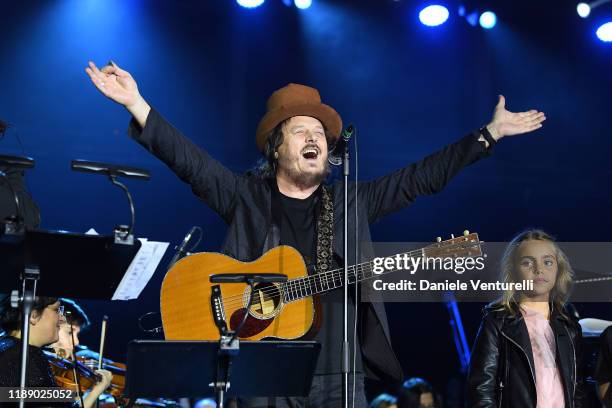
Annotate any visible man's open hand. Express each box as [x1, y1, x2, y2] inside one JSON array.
[[487, 95, 546, 140]]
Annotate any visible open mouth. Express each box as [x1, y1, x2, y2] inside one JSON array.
[[302, 146, 319, 160]]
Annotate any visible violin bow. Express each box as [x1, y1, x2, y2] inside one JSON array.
[[96, 315, 109, 408], [67, 311, 85, 408]]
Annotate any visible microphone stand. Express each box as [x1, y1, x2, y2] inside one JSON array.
[[1, 155, 35, 408], [13, 268, 39, 408], [341, 141, 350, 408]]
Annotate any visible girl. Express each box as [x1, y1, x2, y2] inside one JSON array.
[[467, 229, 585, 408]]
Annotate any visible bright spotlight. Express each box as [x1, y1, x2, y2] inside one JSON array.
[[596, 22, 612, 42], [419, 5, 450, 27], [294, 0, 312, 9], [237, 0, 265, 8], [577, 2, 591, 18], [479, 11, 497, 29]]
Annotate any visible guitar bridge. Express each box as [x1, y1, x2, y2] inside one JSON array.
[[211, 285, 228, 335]]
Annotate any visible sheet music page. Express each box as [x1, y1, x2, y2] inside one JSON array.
[[112, 238, 170, 300]]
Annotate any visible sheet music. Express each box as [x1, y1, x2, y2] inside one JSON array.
[[112, 238, 170, 300]]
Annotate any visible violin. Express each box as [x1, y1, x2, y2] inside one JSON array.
[[77, 353, 127, 397], [46, 350, 129, 407], [45, 350, 101, 393], [49, 313, 137, 407]]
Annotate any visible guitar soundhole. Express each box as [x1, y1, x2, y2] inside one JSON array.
[[244, 282, 283, 319], [228, 283, 283, 338]]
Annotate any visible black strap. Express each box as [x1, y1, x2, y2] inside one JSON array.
[[480, 126, 497, 148], [315, 185, 334, 274]]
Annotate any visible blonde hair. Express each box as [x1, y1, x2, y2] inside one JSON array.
[[494, 229, 574, 317]]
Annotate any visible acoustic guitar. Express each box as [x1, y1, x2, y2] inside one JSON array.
[[160, 232, 482, 341]]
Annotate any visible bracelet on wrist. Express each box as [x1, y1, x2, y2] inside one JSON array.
[[479, 126, 497, 148]]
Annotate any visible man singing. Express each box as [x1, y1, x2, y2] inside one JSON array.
[[85, 60, 545, 407]]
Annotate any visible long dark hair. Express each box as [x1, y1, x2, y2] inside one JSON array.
[[0, 295, 58, 334], [250, 120, 287, 179]]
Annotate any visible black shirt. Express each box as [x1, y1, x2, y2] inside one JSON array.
[[0, 336, 74, 407], [274, 185, 362, 375], [277, 188, 317, 268]]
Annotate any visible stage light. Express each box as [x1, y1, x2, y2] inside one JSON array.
[[294, 0, 312, 9], [419, 5, 450, 27], [577, 2, 591, 18], [465, 11, 479, 27], [479, 11, 497, 29], [237, 0, 265, 8], [596, 22, 612, 42]]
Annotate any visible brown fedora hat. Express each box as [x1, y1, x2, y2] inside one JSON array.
[[255, 83, 342, 152]]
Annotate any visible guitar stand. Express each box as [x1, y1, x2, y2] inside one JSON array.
[[214, 335, 239, 408], [125, 273, 319, 406], [213, 280, 256, 408], [209, 274, 291, 407]]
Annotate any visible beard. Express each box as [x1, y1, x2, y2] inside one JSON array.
[[278, 156, 330, 189]]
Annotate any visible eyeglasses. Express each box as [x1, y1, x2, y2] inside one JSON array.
[[57, 305, 65, 318]]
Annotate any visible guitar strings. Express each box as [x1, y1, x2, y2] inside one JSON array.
[[217, 247, 425, 308], [216, 241, 481, 309], [219, 259, 612, 310], [216, 255, 392, 309], [217, 241, 480, 308]]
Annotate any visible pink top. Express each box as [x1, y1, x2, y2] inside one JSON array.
[[521, 306, 565, 408]]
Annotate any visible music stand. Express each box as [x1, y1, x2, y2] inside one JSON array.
[[1, 229, 141, 297], [126, 340, 321, 406], [0, 228, 141, 407]]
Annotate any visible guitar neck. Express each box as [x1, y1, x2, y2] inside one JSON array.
[[282, 248, 424, 302], [282, 233, 481, 303]]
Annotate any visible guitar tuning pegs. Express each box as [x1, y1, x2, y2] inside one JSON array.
[[436, 237, 442, 243], [464, 230, 470, 236]]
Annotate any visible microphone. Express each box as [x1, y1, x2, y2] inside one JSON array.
[[328, 124, 354, 166], [71, 160, 150, 180], [167, 226, 198, 269]]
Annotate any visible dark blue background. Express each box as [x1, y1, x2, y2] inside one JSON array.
[[1, 0, 611, 400]]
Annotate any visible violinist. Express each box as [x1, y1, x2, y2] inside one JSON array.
[[0, 295, 112, 407], [50, 298, 91, 360]]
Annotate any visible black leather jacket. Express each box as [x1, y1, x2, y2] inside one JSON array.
[[467, 305, 587, 408]]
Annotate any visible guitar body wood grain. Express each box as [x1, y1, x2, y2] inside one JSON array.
[[160, 245, 315, 340]]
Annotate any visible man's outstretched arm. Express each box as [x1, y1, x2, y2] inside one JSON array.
[[362, 96, 546, 224], [86, 60, 151, 127], [84, 61, 241, 223]]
